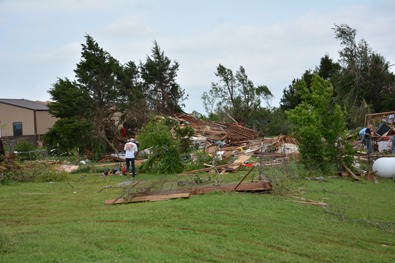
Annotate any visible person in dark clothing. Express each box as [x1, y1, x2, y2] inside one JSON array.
[[363, 124, 373, 154]]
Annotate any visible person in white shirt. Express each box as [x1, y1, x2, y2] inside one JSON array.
[[124, 138, 138, 178]]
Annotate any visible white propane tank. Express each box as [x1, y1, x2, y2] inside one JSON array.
[[372, 157, 395, 178]]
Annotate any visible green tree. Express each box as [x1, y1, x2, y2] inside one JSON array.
[[137, 118, 194, 174], [286, 72, 354, 173], [332, 24, 395, 117], [202, 64, 273, 125], [280, 55, 339, 111], [45, 35, 141, 152], [140, 40, 188, 115]]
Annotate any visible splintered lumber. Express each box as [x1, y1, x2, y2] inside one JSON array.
[[109, 178, 143, 205], [229, 154, 251, 169], [342, 164, 362, 181], [180, 180, 272, 195], [131, 193, 191, 203], [184, 157, 251, 175], [104, 193, 190, 205]]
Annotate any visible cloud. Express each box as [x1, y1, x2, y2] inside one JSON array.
[[1, 0, 394, 114], [98, 15, 153, 38]]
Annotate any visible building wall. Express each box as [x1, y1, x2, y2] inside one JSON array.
[[36, 110, 57, 134], [0, 103, 35, 136]]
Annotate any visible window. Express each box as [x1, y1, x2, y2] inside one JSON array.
[[13, 122, 22, 137]]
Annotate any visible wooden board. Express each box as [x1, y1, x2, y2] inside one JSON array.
[[131, 193, 191, 203], [104, 193, 190, 205], [180, 181, 272, 195]]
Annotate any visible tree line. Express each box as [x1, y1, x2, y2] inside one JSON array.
[[197, 24, 394, 135], [45, 24, 394, 155]]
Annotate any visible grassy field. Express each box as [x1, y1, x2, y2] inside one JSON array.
[[1, 167, 395, 262]]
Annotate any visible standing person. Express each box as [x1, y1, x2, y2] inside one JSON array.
[[124, 138, 138, 178], [390, 135, 395, 154], [359, 127, 367, 145], [362, 124, 374, 154]]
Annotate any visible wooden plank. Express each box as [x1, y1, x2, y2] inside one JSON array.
[[104, 198, 131, 205], [105, 193, 191, 205], [342, 164, 362, 181], [131, 193, 191, 203], [180, 181, 272, 195]]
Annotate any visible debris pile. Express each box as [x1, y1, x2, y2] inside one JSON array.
[[173, 112, 299, 159]]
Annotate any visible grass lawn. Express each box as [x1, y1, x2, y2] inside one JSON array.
[[1, 169, 395, 262]]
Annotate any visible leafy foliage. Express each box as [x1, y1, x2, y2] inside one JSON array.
[[45, 35, 142, 153], [140, 40, 188, 115], [1, 162, 70, 184], [286, 73, 355, 173], [280, 55, 340, 111], [331, 24, 395, 125], [137, 118, 194, 174], [14, 139, 37, 161], [264, 107, 291, 136], [202, 64, 273, 125]]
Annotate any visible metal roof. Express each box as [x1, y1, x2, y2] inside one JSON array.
[[0, 99, 49, 111]]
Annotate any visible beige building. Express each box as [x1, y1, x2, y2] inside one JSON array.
[[0, 99, 57, 145]]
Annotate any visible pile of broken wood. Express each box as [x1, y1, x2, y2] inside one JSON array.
[[173, 113, 299, 159]]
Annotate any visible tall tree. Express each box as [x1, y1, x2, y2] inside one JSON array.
[[202, 64, 273, 125], [140, 40, 188, 115], [46, 35, 141, 152], [332, 24, 395, 115], [280, 55, 340, 111]]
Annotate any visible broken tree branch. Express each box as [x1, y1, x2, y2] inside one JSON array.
[[97, 185, 113, 193], [342, 164, 362, 181]]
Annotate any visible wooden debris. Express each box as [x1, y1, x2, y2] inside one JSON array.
[[97, 185, 113, 193], [342, 164, 362, 181], [109, 178, 143, 206], [364, 171, 379, 184], [180, 181, 272, 195], [105, 193, 191, 205], [284, 200, 327, 206]]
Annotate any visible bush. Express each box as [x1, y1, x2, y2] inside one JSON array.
[[138, 119, 185, 174], [1, 162, 70, 183], [286, 73, 356, 173], [15, 139, 37, 161]]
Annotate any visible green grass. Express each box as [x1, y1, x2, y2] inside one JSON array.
[[1, 170, 395, 262]]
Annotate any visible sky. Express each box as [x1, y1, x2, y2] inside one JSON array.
[[1, 0, 394, 115]]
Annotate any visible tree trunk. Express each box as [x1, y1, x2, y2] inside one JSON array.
[[101, 134, 118, 153]]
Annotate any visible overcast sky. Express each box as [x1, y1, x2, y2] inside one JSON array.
[[1, 0, 394, 115]]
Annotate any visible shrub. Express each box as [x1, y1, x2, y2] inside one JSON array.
[[15, 139, 37, 161], [1, 162, 70, 183], [138, 119, 186, 174], [286, 73, 356, 173]]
